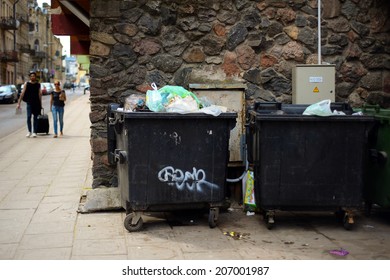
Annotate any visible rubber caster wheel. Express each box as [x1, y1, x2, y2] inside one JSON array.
[[343, 214, 353, 231], [208, 208, 219, 228], [265, 217, 274, 230], [124, 213, 143, 232], [263, 212, 274, 230]]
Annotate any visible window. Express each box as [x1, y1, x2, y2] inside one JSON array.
[[34, 39, 39, 51]]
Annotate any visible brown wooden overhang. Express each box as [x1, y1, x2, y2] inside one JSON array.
[[50, 0, 90, 55]]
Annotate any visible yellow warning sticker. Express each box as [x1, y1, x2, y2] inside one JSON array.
[[313, 87, 319, 93]]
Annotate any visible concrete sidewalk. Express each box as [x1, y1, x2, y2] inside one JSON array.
[[0, 92, 390, 260]]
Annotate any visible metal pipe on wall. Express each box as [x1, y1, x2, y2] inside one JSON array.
[[13, 0, 20, 84], [318, 0, 321, 65]]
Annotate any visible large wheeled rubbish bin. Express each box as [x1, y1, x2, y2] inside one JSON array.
[[355, 105, 390, 212], [248, 102, 375, 230], [107, 104, 237, 232]]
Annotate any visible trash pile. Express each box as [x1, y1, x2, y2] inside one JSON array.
[[120, 83, 227, 116]]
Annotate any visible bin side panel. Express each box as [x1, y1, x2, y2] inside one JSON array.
[[366, 117, 390, 207], [115, 123, 134, 211]]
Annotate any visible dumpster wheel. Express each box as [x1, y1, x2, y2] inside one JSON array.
[[342, 211, 354, 231], [208, 208, 219, 228], [263, 211, 275, 230], [124, 212, 143, 232]]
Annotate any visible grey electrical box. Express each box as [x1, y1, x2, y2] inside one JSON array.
[[292, 64, 335, 104]]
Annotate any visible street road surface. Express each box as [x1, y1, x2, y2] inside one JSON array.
[[0, 88, 86, 139]]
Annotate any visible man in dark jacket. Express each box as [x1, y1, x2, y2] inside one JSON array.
[[17, 72, 42, 138]]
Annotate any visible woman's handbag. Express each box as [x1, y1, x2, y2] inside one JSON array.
[[59, 91, 66, 101]]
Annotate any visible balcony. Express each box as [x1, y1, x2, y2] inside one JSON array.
[[0, 17, 20, 30], [0, 51, 19, 62], [16, 14, 29, 24], [31, 51, 46, 62], [19, 44, 32, 54]]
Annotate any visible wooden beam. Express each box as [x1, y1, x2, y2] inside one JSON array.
[[51, 14, 89, 35], [70, 36, 90, 55]]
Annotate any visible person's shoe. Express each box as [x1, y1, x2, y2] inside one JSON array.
[[60, 131, 63, 136], [53, 135, 58, 138], [26, 132, 31, 138], [32, 133, 37, 138]]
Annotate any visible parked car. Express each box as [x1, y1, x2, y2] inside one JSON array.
[[41, 82, 54, 95], [16, 83, 24, 99], [0, 85, 18, 104], [63, 81, 72, 89]]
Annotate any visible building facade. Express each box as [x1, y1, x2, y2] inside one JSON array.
[[0, 0, 64, 85]]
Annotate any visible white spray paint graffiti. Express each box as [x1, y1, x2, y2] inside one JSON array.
[[169, 132, 181, 145], [158, 166, 219, 192]]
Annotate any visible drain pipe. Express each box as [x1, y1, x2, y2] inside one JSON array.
[[226, 143, 249, 183], [318, 0, 321, 65], [226, 171, 246, 183]]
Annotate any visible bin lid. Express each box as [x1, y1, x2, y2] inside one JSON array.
[[355, 105, 390, 123], [114, 110, 237, 120], [250, 110, 375, 122], [254, 102, 354, 115]]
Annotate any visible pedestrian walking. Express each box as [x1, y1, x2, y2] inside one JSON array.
[[50, 81, 66, 138], [17, 72, 42, 138]]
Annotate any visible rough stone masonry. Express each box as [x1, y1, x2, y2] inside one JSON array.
[[88, 0, 390, 189]]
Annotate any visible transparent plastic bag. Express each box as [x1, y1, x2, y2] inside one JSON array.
[[124, 94, 146, 112], [146, 83, 201, 113], [146, 83, 168, 112], [165, 95, 198, 113]]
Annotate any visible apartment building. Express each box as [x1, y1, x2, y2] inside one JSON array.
[[0, 0, 63, 84]]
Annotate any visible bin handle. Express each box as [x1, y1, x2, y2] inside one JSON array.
[[369, 149, 387, 166], [362, 104, 380, 113], [108, 116, 117, 125], [114, 149, 127, 164], [119, 114, 125, 123]]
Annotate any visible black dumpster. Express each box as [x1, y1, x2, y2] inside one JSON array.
[[248, 103, 375, 230], [107, 104, 237, 231]]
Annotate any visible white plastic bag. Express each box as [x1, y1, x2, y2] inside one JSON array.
[[302, 99, 333, 116], [199, 105, 227, 116]]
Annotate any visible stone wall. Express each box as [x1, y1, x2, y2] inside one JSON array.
[[89, 0, 390, 188]]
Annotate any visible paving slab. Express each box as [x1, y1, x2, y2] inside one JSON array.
[[18, 232, 74, 250], [72, 238, 127, 256], [14, 247, 72, 260]]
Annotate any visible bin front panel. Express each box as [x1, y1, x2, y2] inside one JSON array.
[[116, 112, 236, 211], [253, 116, 373, 209]]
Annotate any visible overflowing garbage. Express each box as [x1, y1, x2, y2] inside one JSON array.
[[302, 99, 364, 116], [120, 83, 227, 116]]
